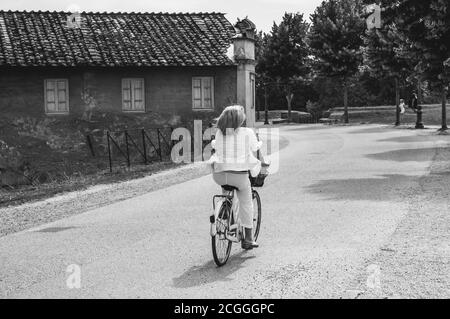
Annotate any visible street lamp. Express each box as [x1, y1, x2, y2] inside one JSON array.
[[415, 80, 424, 129]]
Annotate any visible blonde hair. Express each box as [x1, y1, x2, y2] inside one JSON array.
[[217, 105, 246, 135]]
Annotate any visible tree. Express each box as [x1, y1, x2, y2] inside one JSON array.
[[258, 13, 310, 122], [255, 31, 270, 122], [392, 0, 450, 130], [362, 1, 413, 126], [308, 0, 366, 123]]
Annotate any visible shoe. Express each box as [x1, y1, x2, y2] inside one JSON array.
[[241, 240, 259, 250]]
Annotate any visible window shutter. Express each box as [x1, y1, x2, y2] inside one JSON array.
[[45, 80, 57, 113], [192, 77, 213, 109], [45, 79, 69, 114], [133, 79, 145, 111], [57, 80, 68, 112], [192, 78, 202, 109], [122, 79, 132, 111], [122, 79, 145, 112], [203, 77, 212, 109]]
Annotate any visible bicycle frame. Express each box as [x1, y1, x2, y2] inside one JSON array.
[[211, 185, 261, 266], [212, 190, 242, 243]]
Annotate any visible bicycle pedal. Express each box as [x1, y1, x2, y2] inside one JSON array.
[[225, 233, 240, 243]]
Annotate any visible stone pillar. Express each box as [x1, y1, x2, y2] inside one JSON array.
[[233, 18, 257, 128]]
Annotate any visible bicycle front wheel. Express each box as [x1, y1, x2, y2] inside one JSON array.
[[252, 190, 262, 241], [212, 202, 233, 267]]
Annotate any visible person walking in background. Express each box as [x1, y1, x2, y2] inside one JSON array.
[[399, 98, 406, 114]]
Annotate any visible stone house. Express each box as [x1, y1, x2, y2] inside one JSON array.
[[0, 11, 256, 126]]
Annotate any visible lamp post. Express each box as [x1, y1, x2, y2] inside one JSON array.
[[440, 86, 448, 131], [415, 80, 424, 129]]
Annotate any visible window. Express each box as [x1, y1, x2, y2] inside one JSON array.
[[44, 79, 69, 114], [122, 78, 145, 112], [192, 77, 214, 110]]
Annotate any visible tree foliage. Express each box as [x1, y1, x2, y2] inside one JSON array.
[[362, 2, 411, 81], [253, 0, 447, 123], [258, 13, 310, 82], [361, 0, 416, 124], [390, 0, 450, 129], [308, 0, 366, 79], [257, 12, 311, 120], [392, 0, 450, 88]]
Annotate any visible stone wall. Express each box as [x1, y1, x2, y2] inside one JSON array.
[[0, 66, 238, 121]]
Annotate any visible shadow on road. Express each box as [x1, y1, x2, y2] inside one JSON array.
[[347, 126, 398, 134], [283, 125, 331, 132], [377, 135, 449, 144], [172, 251, 256, 288], [305, 174, 417, 202], [366, 147, 439, 162]]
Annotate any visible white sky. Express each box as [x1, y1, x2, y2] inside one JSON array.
[[0, 0, 323, 32]]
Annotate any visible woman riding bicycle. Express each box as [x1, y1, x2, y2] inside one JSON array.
[[210, 105, 262, 250]]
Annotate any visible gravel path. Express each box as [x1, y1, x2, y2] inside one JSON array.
[[0, 163, 210, 237], [0, 130, 288, 238], [346, 144, 450, 299]]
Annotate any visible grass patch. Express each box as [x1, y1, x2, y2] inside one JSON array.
[[0, 161, 182, 208], [345, 104, 447, 126]]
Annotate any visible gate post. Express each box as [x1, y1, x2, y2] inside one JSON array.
[[157, 129, 163, 161], [107, 131, 112, 172], [124, 131, 131, 168], [142, 129, 148, 164]]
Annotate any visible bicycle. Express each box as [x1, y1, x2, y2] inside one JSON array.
[[210, 171, 267, 267]]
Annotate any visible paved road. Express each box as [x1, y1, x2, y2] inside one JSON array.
[[0, 124, 448, 298]]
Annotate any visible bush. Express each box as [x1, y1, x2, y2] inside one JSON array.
[[306, 100, 323, 117], [0, 140, 22, 170]]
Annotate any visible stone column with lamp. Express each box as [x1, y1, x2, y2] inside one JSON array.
[[233, 18, 257, 128]]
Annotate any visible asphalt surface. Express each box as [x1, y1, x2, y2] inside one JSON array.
[[0, 124, 449, 298]]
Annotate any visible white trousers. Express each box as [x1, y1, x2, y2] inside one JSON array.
[[212, 171, 254, 229]]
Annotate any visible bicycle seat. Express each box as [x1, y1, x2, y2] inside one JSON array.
[[221, 185, 239, 192]]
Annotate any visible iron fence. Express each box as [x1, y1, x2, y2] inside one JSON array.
[[86, 127, 173, 172]]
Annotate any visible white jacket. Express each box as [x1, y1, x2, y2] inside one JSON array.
[[209, 127, 263, 177]]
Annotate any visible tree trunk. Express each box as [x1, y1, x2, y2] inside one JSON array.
[[343, 82, 349, 124], [441, 86, 448, 131], [286, 93, 294, 123], [395, 77, 400, 126]]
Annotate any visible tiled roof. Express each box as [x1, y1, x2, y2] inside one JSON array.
[[0, 11, 236, 67]]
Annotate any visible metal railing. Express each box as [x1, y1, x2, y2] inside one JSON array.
[[86, 127, 173, 172]]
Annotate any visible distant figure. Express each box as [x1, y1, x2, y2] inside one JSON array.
[[409, 93, 418, 113], [399, 99, 406, 114]]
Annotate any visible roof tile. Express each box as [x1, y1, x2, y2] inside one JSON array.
[[0, 11, 236, 67]]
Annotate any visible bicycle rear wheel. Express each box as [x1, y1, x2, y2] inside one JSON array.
[[252, 190, 262, 241], [212, 202, 233, 267]]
